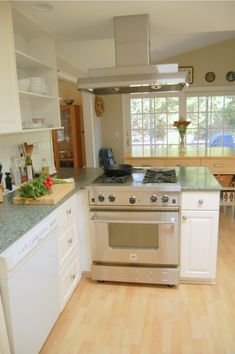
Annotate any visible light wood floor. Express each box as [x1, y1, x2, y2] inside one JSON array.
[[40, 209, 235, 354]]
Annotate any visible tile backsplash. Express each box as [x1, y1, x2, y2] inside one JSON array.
[[0, 130, 55, 187]]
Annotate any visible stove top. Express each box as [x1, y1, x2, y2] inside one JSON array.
[[143, 169, 177, 184], [92, 168, 178, 185], [88, 168, 180, 208], [92, 173, 132, 184]]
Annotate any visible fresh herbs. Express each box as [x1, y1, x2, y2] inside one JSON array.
[[19, 175, 53, 201]]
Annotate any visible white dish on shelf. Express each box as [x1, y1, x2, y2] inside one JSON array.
[[29, 77, 46, 94], [18, 78, 30, 91], [22, 121, 42, 129]]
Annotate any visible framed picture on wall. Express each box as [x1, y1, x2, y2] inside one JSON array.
[[179, 66, 194, 84]]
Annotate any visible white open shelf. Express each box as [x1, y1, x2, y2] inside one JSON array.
[[19, 90, 57, 100], [15, 50, 53, 71]]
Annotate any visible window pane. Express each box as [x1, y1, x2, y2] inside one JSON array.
[[131, 99, 142, 114], [131, 130, 142, 144], [132, 145, 143, 156], [167, 97, 179, 112], [187, 97, 198, 112], [131, 114, 142, 129], [143, 98, 153, 113], [142, 114, 151, 129], [212, 96, 224, 112], [154, 98, 166, 113], [199, 97, 207, 111]]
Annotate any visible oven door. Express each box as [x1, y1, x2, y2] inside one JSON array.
[[90, 210, 179, 265]]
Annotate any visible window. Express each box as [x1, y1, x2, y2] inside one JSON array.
[[124, 91, 235, 156], [129, 95, 180, 156], [186, 95, 235, 149]]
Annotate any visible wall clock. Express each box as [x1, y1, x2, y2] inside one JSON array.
[[226, 71, 235, 82], [95, 96, 105, 117], [205, 72, 216, 83]]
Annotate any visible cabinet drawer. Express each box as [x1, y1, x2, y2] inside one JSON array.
[[201, 158, 235, 174], [59, 222, 78, 265], [165, 158, 200, 167], [59, 251, 80, 310], [181, 191, 220, 211], [57, 194, 77, 227]]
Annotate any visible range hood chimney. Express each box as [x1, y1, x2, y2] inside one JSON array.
[[77, 14, 188, 95]]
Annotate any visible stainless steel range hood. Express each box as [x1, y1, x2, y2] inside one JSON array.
[[77, 14, 188, 95]]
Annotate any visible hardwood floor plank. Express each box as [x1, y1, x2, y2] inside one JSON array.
[[40, 209, 235, 354]]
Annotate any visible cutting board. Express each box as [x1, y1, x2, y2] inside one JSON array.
[[13, 182, 75, 205]]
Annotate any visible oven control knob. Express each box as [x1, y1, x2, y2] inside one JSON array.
[[98, 195, 105, 202], [150, 194, 158, 203], [129, 196, 136, 204], [108, 194, 116, 202], [161, 195, 169, 203]]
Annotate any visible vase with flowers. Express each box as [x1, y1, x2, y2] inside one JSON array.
[[173, 116, 191, 153]]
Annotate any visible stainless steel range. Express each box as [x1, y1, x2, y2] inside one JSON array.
[[87, 168, 181, 286]]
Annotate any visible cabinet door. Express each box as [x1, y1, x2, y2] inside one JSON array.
[[53, 105, 84, 168], [59, 250, 80, 310], [180, 210, 219, 282], [0, 2, 21, 133]]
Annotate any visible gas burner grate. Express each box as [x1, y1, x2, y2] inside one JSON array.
[[143, 169, 177, 184], [92, 173, 132, 184]]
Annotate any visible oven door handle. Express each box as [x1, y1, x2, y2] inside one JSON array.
[[90, 216, 175, 224]]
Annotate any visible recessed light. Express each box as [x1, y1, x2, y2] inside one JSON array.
[[31, 3, 54, 12]]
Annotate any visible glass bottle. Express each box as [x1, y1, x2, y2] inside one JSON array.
[[41, 158, 49, 176], [19, 153, 27, 183], [25, 154, 34, 181], [5, 172, 12, 190]]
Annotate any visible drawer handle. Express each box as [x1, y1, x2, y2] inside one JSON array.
[[67, 238, 73, 244], [182, 215, 187, 220], [71, 274, 76, 280], [66, 208, 72, 215], [213, 163, 225, 167], [198, 199, 204, 204]]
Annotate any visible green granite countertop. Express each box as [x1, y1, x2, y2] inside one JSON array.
[[0, 166, 221, 254], [0, 168, 102, 254], [178, 167, 222, 190]]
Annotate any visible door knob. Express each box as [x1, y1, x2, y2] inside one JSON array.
[[182, 215, 187, 220]]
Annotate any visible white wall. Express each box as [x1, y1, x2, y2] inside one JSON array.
[[82, 92, 102, 167], [0, 130, 55, 188], [101, 95, 123, 163]]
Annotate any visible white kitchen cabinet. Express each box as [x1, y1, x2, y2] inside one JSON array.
[[57, 193, 81, 310], [0, 3, 60, 134], [59, 249, 80, 309], [180, 191, 220, 283], [0, 2, 22, 133]]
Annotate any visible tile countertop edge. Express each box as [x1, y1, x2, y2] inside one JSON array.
[[0, 167, 221, 254]]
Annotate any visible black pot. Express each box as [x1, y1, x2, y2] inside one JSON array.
[[103, 164, 133, 176]]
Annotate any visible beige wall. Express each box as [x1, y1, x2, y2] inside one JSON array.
[[100, 95, 123, 164], [158, 38, 235, 87], [58, 80, 83, 105]]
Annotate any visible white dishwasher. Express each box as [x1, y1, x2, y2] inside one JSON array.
[[0, 211, 60, 354]]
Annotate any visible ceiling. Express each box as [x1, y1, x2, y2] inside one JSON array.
[[11, 1, 235, 74]]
